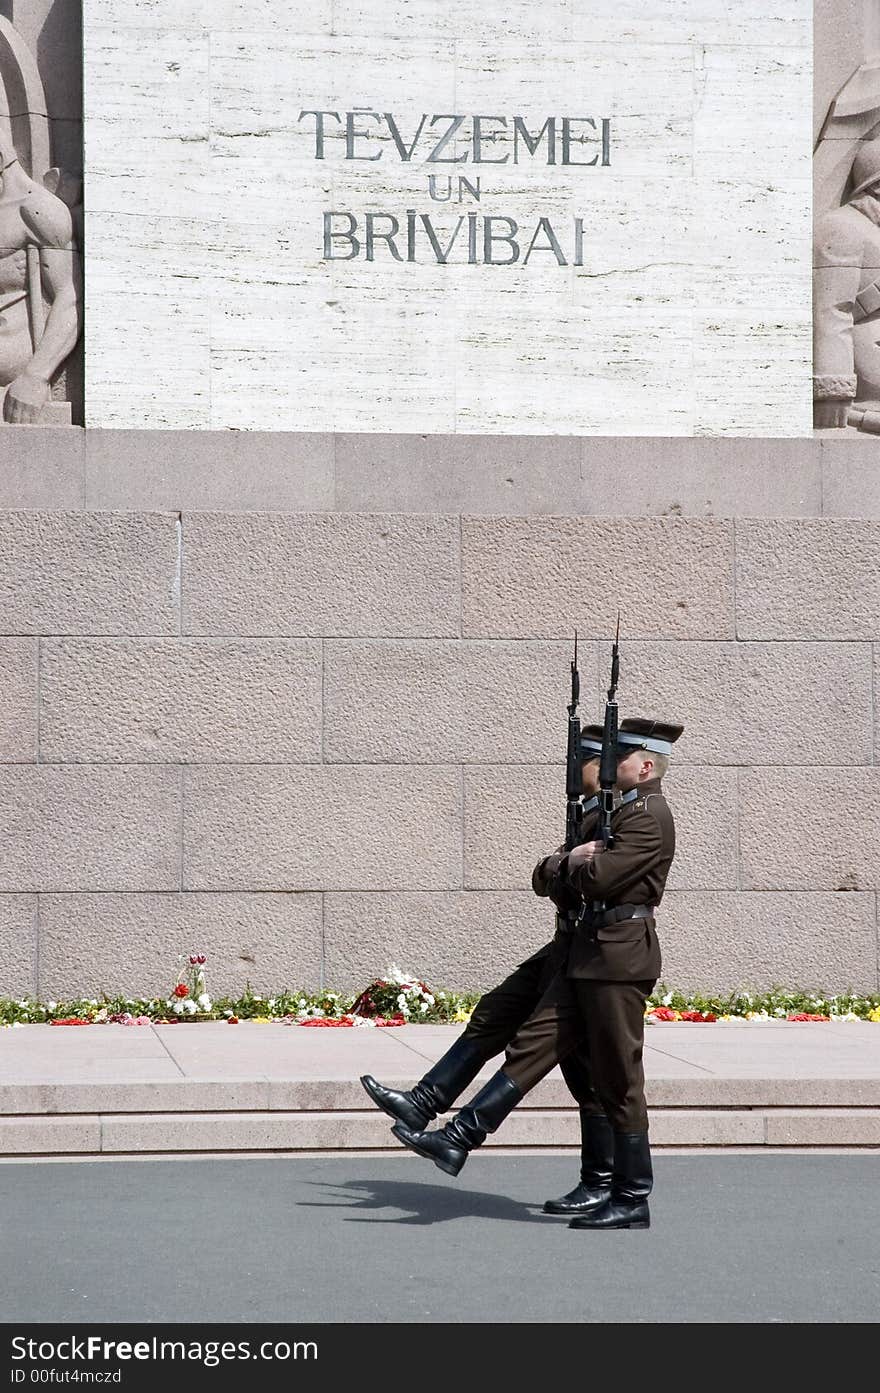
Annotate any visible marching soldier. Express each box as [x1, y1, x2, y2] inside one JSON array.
[[361, 722, 617, 1216], [391, 717, 683, 1232]]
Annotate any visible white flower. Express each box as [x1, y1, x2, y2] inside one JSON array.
[[172, 999, 184, 1015], [47, 1001, 57, 1011], [661, 992, 673, 1006], [197, 993, 211, 1009], [184, 999, 196, 1014], [419, 1001, 428, 1013]]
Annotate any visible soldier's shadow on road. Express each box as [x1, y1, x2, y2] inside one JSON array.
[[299, 1178, 552, 1226]]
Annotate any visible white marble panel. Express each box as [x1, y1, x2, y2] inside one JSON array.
[[693, 47, 812, 182], [84, 27, 211, 220], [570, 176, 695, 310], [335, 0, 575, 45], [453, 42, 694, 177], [85, 1, 333, 31], [693, 311, 813, 436], [84, 26, 209, 128], [85, 307, 212, 430], [690, 178, 812, 312], [452, 303, 695, 435], [83, 3, 813, 434], [571, 1, 811, 48]]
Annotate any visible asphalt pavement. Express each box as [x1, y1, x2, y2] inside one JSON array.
[[1, 1153, 878, 1324]]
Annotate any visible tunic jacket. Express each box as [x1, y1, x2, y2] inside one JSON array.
[[560, 778, 676, 982]]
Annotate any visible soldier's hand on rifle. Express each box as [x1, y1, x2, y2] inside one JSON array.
[[567, 839, 604, 870]]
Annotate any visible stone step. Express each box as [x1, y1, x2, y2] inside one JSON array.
[[1, 1075, 879, 1115], [2, 1106, 879, 1157], [2, 1022, 878, 1158]]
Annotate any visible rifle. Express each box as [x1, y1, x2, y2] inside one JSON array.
[[552, 632, 587, 934], [597, 614, 621, 849], [564, 632, 584, 853]]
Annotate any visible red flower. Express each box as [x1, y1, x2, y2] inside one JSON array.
[[649, 1006, 678, 1021], [680, 1010, 717, 1023], [787, 1012, 830, 1022], [50, 1017, 91, 1026], [173, 983, 189, 998], [227, 1016, 239, 1025]]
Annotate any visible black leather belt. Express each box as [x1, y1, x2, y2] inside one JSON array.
[[583, 903, 656, 930]]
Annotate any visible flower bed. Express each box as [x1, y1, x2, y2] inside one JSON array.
[[644, 986, 880, 1024], [2, 964, 879, 1027]]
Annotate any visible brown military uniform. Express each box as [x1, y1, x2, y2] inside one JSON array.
[[462, 797, 604, 1113], [501, 778, 676, 1132]]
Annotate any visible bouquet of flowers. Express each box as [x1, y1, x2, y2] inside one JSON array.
[[350, 964, 436, 1022], [166, 952, 213, 1019]]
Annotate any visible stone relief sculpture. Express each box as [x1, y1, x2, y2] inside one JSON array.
[[814, 58, 880, 433], [0, 14, 81, 424]]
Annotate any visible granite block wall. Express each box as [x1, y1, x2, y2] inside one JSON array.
[[0, 430, 876, 1000]]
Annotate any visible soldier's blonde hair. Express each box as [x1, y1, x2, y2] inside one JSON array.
[[628, 749, 669, 779]]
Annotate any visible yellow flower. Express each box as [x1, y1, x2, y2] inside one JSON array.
[[252, 1015, 272, 1023], [868, 1006, 880, 1023], [452, 1008, 472, 1023]]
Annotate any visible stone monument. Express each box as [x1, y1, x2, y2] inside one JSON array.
[[0, 12, 81, 424], [814, 54, 880, 432]]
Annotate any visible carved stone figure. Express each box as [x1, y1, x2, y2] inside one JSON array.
[[0, 14, 82, 424], [0, 130, 82, 423], [813, 57, 880, 432], [814, 139, 880, 431]]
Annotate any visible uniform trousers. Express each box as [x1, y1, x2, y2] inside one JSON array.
[[502, 972, 655, 1132], [462, 941, 605, 1115]]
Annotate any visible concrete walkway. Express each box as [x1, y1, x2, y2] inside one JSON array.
[[1, 1020, 879, 1158]]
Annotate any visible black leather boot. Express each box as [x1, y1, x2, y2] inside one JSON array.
[[543, 1112, 613, 1215], [360, 1036, 485, 1132], [392, 1071, 523, 1176], [569, 1131, 653, 1230]]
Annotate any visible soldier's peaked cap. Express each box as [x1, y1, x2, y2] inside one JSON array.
[[616, 717, 684, 757], [578, 722, 605, 755]]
